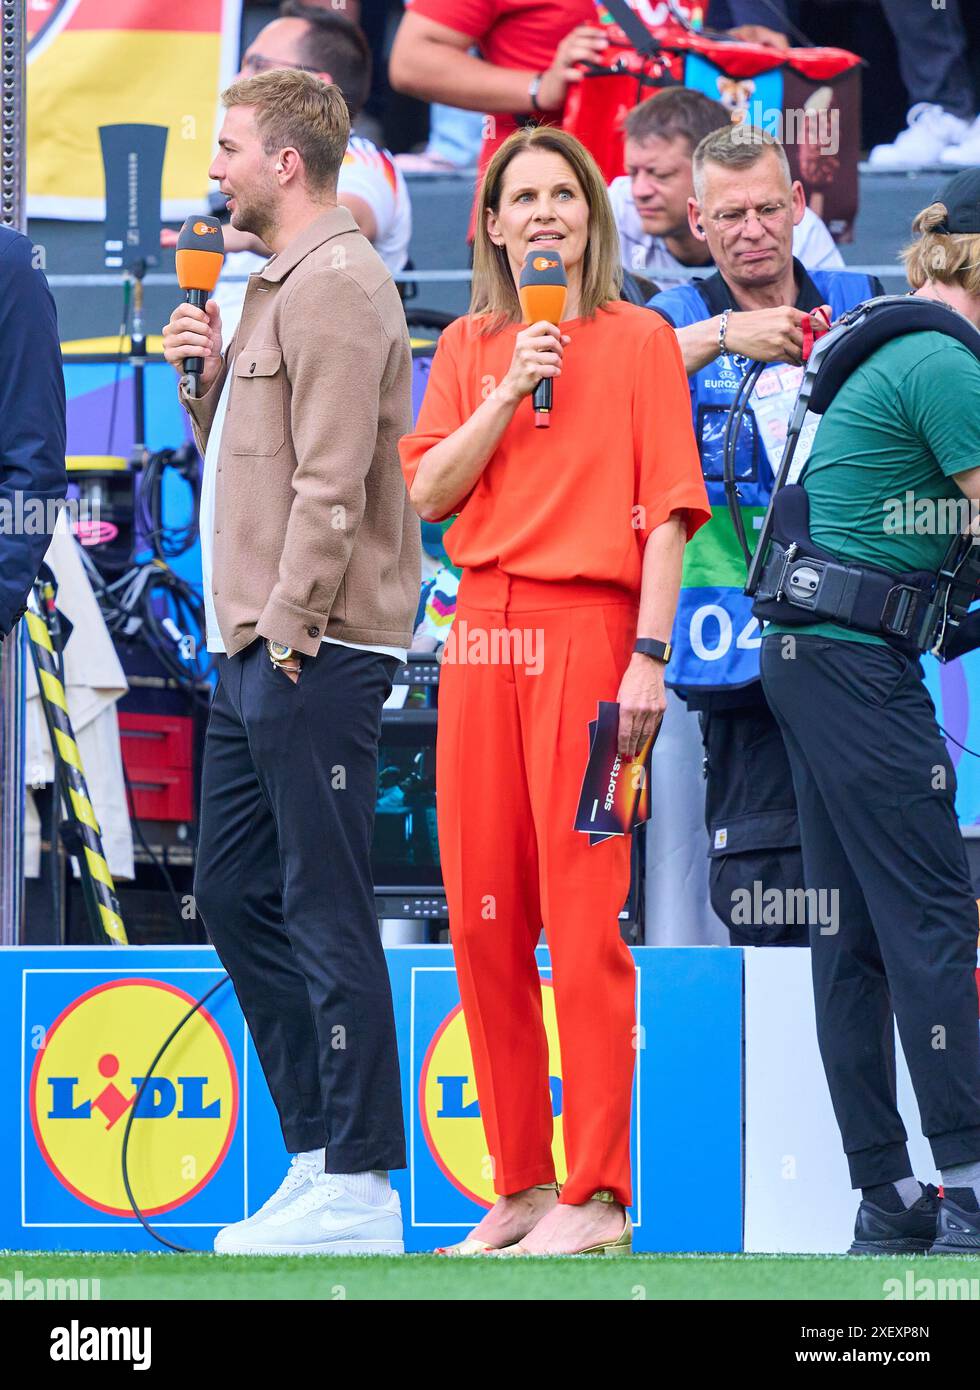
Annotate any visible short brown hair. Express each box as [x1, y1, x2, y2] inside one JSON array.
[[624, 87, 731, 155], [221, 68, 349, 194], [470, 126, 622, 335], [902, 201, 980, 297], [278, 3, 372, 118], [692, 123, 791, 203]]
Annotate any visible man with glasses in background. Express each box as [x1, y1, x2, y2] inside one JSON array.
[[646, 126, 879, 949], [609, 87, 843, 293]]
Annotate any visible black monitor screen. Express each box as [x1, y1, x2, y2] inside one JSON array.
[[371, 717, 441, 893]]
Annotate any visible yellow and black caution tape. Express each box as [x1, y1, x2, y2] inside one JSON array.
[[25, 583, 128, 945]]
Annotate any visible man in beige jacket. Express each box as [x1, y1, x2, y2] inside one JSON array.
[[163, 69, 420, 1255]]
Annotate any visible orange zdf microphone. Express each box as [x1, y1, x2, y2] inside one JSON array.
[[518, 246, 567, 428], [175, 215, 224, 394]]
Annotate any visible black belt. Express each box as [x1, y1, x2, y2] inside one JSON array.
[[754, 540, 934, 642]]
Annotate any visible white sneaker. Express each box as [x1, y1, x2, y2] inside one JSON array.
[[214, 1149, 323, 1252], [940, 114, 980, 166], [213, 1172, 404, 1255], [868, 104, 970, 169]]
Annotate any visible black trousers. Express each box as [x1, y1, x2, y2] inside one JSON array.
[[880, 0, 974, 119], [761, 633, 980, 1188], [696, 685, 806, 947], [194, 637, 406, 1172]]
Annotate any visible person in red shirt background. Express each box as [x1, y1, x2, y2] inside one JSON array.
[[390, 0, 607, 243], [388, 0, 790, 244], [399, 125, 709, 1255]]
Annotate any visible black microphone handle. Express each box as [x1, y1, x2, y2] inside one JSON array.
[[183, 288, 209, 378], [533, 376, 553, 415]]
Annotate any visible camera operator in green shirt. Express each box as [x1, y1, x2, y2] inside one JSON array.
[[761, 169, 980, 1256]]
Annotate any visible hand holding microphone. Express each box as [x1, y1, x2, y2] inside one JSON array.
[[514, 247, 568, 428], [162, 215, 225, 397], [502, 322, 571, 408]]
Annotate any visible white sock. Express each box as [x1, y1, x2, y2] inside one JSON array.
[[332, 1170, 391, 1206]]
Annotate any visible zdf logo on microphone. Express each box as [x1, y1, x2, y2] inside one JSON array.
[[192, 221, 219, 237], [532, 255, 558, 271], [29, 978, 238, 1217]]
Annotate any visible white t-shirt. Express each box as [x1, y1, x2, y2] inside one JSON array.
[[607, 174, 845, 291], [199, 371, 407, 663], [213, 135, 412, 340]]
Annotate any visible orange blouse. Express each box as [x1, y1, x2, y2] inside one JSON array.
[[399, 300, 710, 595]]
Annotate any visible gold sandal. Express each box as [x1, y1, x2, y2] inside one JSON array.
[[492, 1189, 632, 1257], [433, 1182, 560, 1256]]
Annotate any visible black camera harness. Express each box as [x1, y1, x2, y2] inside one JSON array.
[[744, 295, 980, 661]]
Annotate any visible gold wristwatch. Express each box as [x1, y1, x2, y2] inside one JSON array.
[[266, 639, 297, 669]]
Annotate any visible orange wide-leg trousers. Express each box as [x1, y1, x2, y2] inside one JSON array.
[[436, 567, 638, 1207]]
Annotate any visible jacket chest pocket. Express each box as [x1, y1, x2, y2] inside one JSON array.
[[229, 347, 285, 457]]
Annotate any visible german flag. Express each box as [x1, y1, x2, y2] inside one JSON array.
[[27, 0, 241, 220]]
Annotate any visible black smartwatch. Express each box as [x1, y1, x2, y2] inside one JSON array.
[[634, 638, 672, 664]]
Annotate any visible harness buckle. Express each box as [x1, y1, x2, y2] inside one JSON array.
[[771, 542, 799, 601], [881, 584, 921, 639]]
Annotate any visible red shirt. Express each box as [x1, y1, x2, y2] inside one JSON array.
[[399, 301, 710, 593], [405, 0, 596, 240]]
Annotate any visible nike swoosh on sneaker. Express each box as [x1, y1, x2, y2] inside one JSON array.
[[317, 1208, 400, 1235]]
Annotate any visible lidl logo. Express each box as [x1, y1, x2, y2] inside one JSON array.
[[29, 978, 238, 1217], [419, 980, 565, 1207]]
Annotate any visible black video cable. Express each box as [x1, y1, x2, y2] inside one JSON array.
[[120, 974, 231, 1253]]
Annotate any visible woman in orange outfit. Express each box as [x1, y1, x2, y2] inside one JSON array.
[[399, 126, 709, 1256]]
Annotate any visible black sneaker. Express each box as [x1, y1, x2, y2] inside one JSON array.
[[848, 1183, 939, 1255], [930, 1188, 980, 1255]]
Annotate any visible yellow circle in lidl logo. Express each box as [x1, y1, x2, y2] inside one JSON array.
[[30, 978, 238, 1217], [419, 981, 566, 1207]]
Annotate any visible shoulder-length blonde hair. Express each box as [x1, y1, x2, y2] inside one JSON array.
[[470, 126, 623, 336], [901, 200, 980, 297]]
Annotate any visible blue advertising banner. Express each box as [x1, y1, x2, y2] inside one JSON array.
[[924, 648, 980, 831], [0, 945, 742, 1254]]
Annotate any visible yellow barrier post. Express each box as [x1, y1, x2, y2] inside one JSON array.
[[25, 580, 127, 945]]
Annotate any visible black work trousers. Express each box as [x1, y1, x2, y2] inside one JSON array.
[[696, 682, 806, 947], [761, 632, 980, 1188], [194, 637, 406, 1172]]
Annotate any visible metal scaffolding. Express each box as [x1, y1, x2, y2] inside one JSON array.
[[0, 0, 26, 944]]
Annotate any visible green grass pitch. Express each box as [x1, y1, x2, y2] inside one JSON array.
[[3, 1251, 979, 1300]]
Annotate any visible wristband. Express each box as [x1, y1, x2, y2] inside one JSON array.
[[528, 72, 545, 113], [718, 307, 732, 357], [634, 638, 672, 664]]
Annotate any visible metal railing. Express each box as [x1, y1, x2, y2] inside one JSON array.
[[40, 265, 908, 290]]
